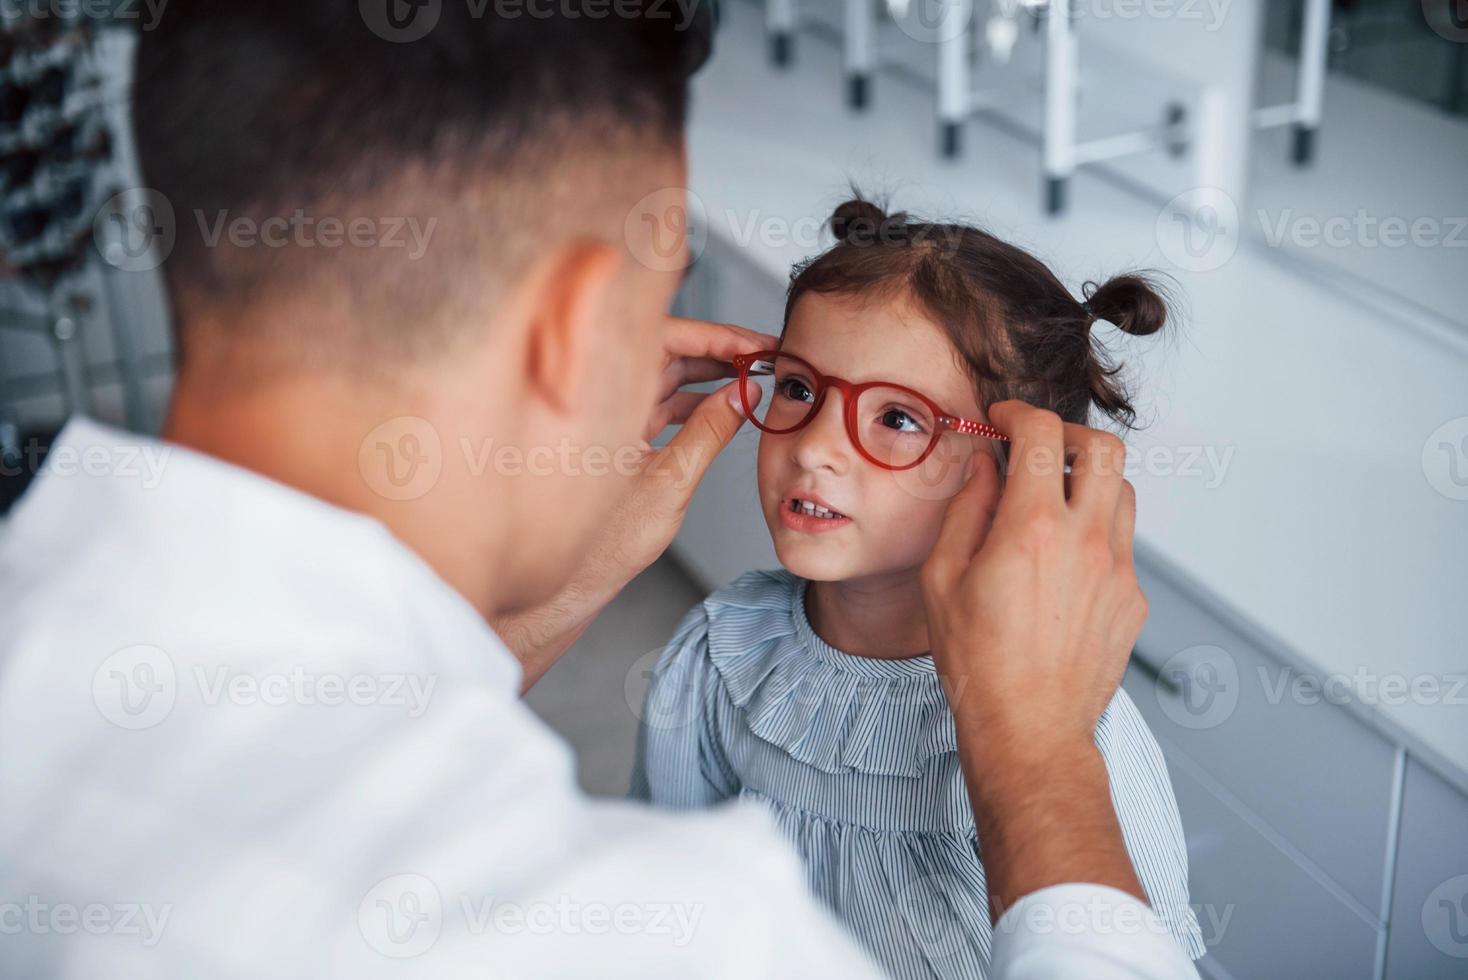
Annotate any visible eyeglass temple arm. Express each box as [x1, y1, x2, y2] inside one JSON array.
[[939, 415, 1010, 442]]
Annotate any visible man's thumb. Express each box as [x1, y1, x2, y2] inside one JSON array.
[[659, 379, 757, 499], [929, 448, 1002, 570]]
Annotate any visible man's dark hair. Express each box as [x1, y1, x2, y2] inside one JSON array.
[[132, 0, 714, 369]]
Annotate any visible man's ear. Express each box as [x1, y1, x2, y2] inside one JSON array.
[[522, 239, 623, 416]]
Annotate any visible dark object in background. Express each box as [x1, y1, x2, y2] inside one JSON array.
[[0, 14, 117, 288], [0, 81, 28, 124], [0, 424, 56, 516]]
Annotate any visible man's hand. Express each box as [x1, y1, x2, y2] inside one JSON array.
[[497, 316, 775, 691], [920, 400, 1149, 915], [641, 316, 770, 441]]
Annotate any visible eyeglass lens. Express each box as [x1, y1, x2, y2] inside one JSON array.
[[745, 354, 940, 468]]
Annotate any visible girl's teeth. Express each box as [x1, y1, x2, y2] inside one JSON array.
[[793, 499, 845, 519]]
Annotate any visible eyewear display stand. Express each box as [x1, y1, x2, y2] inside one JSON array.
[[1251, 0, 1331, 166], [1, 21, 164, 439], [757, 0, 1199, 215]]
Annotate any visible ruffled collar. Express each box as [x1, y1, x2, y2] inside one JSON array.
[[704, 570, 958, 778]]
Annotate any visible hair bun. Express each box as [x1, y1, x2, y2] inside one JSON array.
[[1082, 273, 1170, 337], [831, 197, 897, 244]]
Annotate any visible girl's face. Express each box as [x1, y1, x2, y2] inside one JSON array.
[[757, 290, 1001, 584]]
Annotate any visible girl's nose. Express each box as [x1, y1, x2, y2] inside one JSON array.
[[790, 392, 851, 475]]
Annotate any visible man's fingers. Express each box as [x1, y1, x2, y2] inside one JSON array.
[[647, 390, 707, 436], [676, 357, 739, 386], [925, 449, 1001, 583], [655, 378, 754, 504], [1110, 477, 1138, 567], [1065, 423, 1125, 517], [664, 316, 778, 363], [987, 401, 1065, 513], [657, 356, 736, 402]]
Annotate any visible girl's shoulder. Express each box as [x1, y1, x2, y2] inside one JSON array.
[[659, 567, 801, 671]]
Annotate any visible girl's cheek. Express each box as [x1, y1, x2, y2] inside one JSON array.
[[871, 461, 965, 513], [865, 487, 949, 552], [880, 438, 977, 504], [913, 502, 955, 555], [755, 435, 779, 499]]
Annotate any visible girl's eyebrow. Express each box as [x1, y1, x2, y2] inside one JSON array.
[[780, 346, 932, 391]]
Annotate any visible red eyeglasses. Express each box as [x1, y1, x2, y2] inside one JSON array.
[[732, 350, 1009, 472]]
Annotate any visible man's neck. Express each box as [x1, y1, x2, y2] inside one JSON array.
[[163, 371, 505, 620]]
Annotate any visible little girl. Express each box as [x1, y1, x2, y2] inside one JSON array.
[[631, 197, 1204, 978]]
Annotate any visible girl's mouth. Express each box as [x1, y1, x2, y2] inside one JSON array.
[[779, 496, 853, 534], [789, 497, 846, 519]]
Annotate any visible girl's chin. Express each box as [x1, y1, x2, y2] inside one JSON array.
[[772, 538, 861, 583]]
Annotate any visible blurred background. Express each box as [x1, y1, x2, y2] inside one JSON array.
[[1, 2, 1464, 978]]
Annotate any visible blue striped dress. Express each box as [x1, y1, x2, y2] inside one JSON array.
[[630, 569, 1205, 978]]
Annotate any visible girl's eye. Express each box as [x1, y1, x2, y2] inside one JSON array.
[[777, 378, 815, 403], [879, 407, 926, 434]]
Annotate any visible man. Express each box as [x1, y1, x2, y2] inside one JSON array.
[[0, 2, 1196, 976]]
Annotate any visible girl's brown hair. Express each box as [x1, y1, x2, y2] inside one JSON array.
[[783, 195, 1174, 431]]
